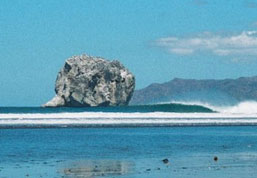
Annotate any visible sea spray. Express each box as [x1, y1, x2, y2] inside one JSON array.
[[170, 100, 257, 114]]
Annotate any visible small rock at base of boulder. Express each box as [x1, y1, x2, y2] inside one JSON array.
[[43, 54, 135, 107]]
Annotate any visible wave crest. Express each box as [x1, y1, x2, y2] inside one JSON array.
[[171, 100, 257, 114]]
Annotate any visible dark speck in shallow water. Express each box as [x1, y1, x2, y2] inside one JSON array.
[[162, 158, 169, 164], [214, 156, 218, 161]]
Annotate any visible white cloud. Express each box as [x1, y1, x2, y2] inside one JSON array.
[[156, 31, 257, 60]]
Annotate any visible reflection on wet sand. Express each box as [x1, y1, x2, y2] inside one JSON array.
[[62, 160, 133, 177]]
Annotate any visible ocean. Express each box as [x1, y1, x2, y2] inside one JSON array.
[[1, 102, 257, 177]]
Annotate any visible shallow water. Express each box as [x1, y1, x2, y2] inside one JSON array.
[[1, 126, 257, 177]]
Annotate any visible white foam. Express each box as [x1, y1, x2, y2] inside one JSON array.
[[1, 112, 257, 126], [1, 100, 257, 126], [1, 112, 257, 119], [171, 100, 257, 114]]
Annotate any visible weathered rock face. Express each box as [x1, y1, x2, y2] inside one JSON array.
[[43, 54, 135, 107]]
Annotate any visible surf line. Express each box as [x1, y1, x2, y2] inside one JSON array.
[[1, 113, 257, 127], [1, 112, 257, 119]]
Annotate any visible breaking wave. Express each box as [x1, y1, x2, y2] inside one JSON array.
[[171, 100, 257, 114], [1, 101, 257, 128]]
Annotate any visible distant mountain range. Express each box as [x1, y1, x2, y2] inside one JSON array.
[[130, 76, 257, 105]]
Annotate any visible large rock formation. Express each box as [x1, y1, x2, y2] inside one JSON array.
[[44, 54, 135, 107]]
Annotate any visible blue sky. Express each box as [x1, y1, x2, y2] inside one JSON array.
[[1, 0, 257, 106]]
